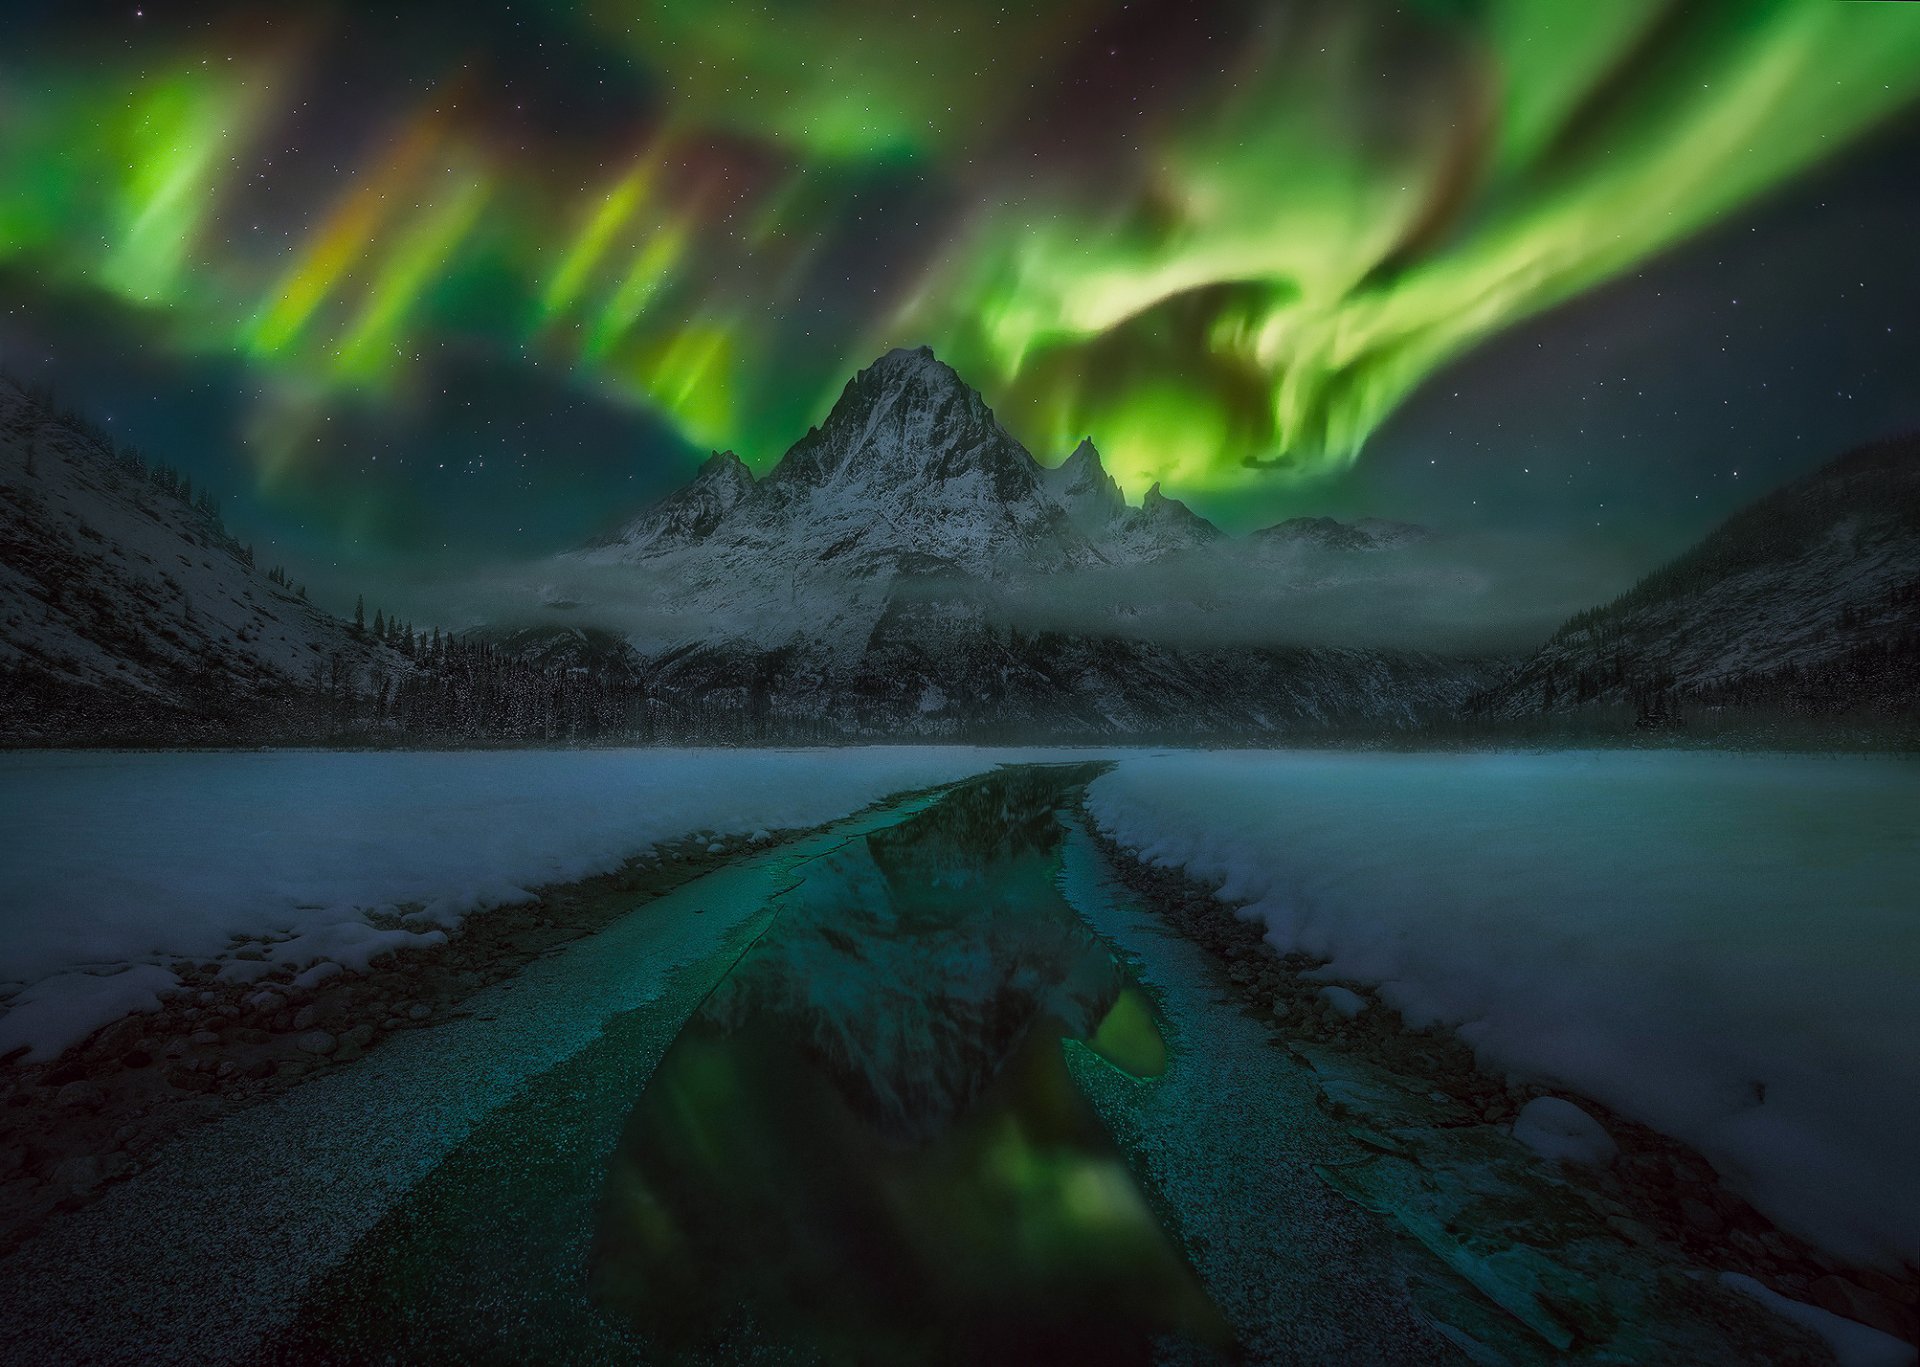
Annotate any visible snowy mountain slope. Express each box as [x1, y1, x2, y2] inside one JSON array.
[[1039, 439, 1224, 558], [508, 345, 1494, 734], [1475, 434, 1920, 716], [566, 349, 1231, 655], [549, 348, 1395, 646], [0, 379, 407, 739], [583, 347, 1101, 578], [1041, 438, 1127, 537], [588, 449, 755, 558]]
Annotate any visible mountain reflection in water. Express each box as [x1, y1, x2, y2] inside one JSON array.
[[590, 763, 1228, 1362]]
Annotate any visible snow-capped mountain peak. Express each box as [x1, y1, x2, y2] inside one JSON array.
[[1044, 438, 1128, 537], [764, 345, 1050, 510], [1110, 479, 1223, 558], [560, 348, 1437, 669]]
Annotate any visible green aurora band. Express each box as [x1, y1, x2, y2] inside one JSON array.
[[2, 0, 1917, 504]]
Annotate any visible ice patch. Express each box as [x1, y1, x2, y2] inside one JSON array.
[[1318, 985, 1367, 1019]]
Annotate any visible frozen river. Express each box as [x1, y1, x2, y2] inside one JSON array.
[[0, 745, 1915, 1358]]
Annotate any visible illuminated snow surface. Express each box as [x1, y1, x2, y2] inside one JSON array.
[[0, 747, 1049, 1060], [1087, 749, 1920, 1268]]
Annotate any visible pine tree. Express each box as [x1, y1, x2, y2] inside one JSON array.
[[354, 595, 366, 634], [373, 608, 386, 638]]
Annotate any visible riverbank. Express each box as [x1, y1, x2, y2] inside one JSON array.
[[0, 821, 812, 1258], [1078, 812, 1920, 1356]]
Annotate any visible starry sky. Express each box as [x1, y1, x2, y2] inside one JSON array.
[[2, 0, 1918, 614]]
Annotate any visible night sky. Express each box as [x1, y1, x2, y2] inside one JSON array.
[[2, 0, 1918, 615]]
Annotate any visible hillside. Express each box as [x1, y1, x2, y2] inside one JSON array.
[[0, 379, 411, 742], [1472, 435, 1920, 722]]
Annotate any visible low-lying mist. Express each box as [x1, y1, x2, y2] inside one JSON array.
[[389, 529, 1647, 659]]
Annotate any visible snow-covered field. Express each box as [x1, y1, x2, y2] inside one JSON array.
[[1088, 750, 1920, 1269], [0, 748, 1029, 1062]]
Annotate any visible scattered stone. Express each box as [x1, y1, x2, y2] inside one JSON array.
[[47, 1153, 129, 1195], [53, 1081, 106, 1111], [407, 1003, 431, 1021], [1681, 1198, 1726, 1238], [188, 1030, 220, 1046], [1604, 1214, 1660, 1249], [1854, 1269, 1919, 1309], [290, 1004, 320, 1032], [164, 1067, 214, 1094], [293, 1030, 337, 1056], [1512, 1096, 1619, 1167]]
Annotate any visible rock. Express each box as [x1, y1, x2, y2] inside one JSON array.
[[1604, 1214, 1660, 1249], [48, 1153, 129, 1195], [165, 1067, 214, 1094], [1511, 1096, 1618, 1167], [1810, 1274, 1920, 1343], [188, 1030, 220, 1046], [243, 1060, 273, 1080], [1616, 1153, 1669, 1189], [54, 1080, 106, 1111], [407, 1003, 432, 1021], [1853, 1269, 1919, 1308], [1681, 1198, 1726, 1238], [290, 1004, 320, 1032], [294, 1030, 337, 1056], [1759, 1231, 1797, 1263], [118, 1049, 153, 1069], [1268, 997, 1291, 1021], [340, 1024, 375, 1050]]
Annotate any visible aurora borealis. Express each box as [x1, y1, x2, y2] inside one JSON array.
[[3, 0, 1920, 583]]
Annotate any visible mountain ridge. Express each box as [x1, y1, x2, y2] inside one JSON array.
[[1472, 433, 1920, 719], [0, 377, 412, 740]]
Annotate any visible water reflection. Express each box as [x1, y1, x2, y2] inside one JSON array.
[[591, 764, 1228, 1362]]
